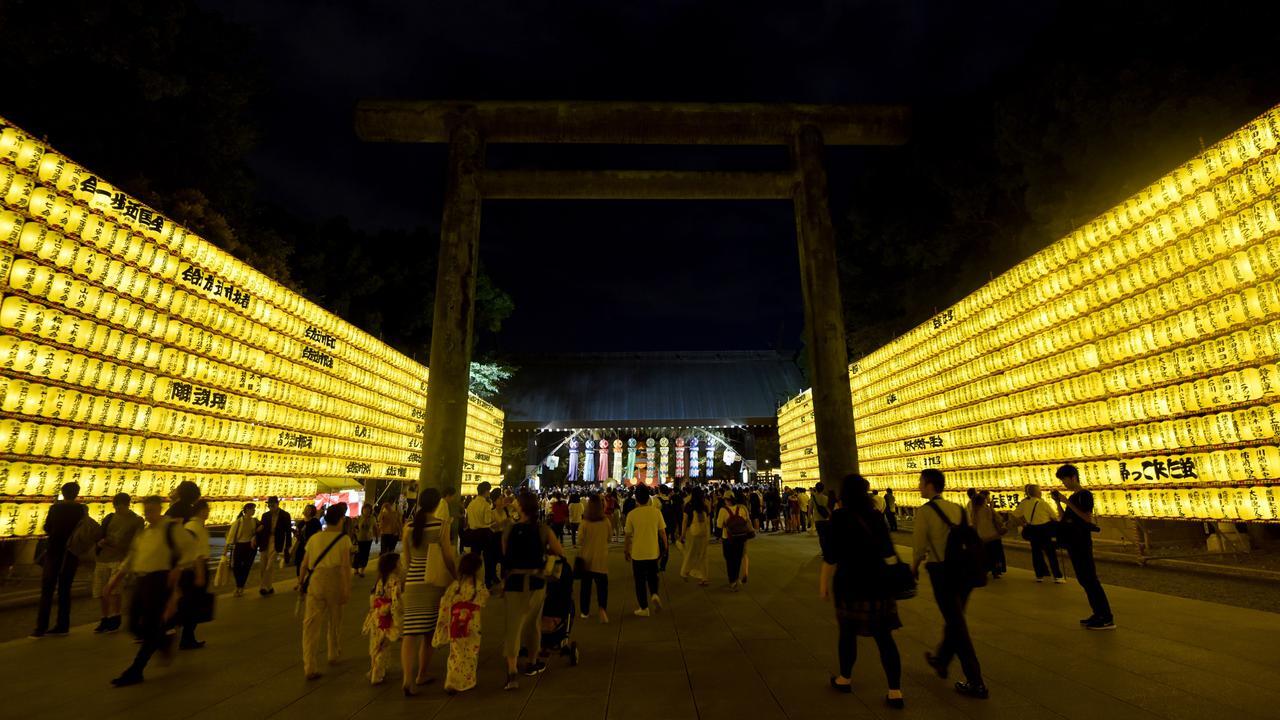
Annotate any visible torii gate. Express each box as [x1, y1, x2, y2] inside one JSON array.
[[355, 101, 909, 496]]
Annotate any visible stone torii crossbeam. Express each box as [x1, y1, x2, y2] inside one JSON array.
[[355, 100, 910, 495]]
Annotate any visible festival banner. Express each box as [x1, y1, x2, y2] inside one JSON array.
[[612, 438, 623, 481], [568, 438, 580, 483], [584, 441, 596, 483], [626, 438, 637, 479], [597, 439, 610, 483], [645, 438, 657, 485], [675, 437, 685, 478], [690, 438, 701, 478], [659, 437, 670, 483], [706, 438, 716, 477]]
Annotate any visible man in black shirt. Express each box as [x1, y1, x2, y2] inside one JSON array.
[[32, 482, 88, 638], [1052, 464, 1115, 630]]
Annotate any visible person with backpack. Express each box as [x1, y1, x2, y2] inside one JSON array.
[[105, 495, 196, 686], [31, 481, 89, 638], [624, 485, 668, 616], [502, 492, 564, 689], [717, 490, 753, 590], [178, 500, 212, 650], [820, 475, 905, 709], [1052, 464, 1115, 630], [968, 490, 1007, 580], [93, 493, 144, 635], [910, 469, 988, 700]]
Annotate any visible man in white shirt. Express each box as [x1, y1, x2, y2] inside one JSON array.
[[1015, 484, 1064, 582], [910, 469, 988, 700], [624, 485, 667, 617], [465, 482, 500, 587], [106, 495, 196, 687]]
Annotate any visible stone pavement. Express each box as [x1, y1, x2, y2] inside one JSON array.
[[0, 532, 1277, 720]]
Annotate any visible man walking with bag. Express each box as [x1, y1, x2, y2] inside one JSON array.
[[257, 496, 292, 596], [624, 485, 667, 617], [910, 469, 988, 700], [32, 482, 88, 638]]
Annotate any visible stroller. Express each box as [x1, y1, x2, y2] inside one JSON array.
[[539, 556, 580, 666]]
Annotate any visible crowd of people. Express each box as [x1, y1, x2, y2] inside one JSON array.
[[26, 465, 1115, 707]]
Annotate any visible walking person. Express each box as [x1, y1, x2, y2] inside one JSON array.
[[968, 490, 1007, 579], [502, 492, 564, 689], [353, 503, 377, 578], [1052, 464, 1115, 630], [225, 503, 258, 597], [567, 493, 584, 546], [811, 482, 833, 551], [884, 488, 898, 531], [911, 469, 988, 700], [378, 501, 402, 555], [298, 504, 354, 680], [31, 482, 88, 638], [436, 553, 489, 694], [256, 496, 292, 596], [1015, 484, 1064, 582], [400, 490, 458, 694], [549, 493, 570, 544], [820, 475, 905, 709], [294, 504, 323, 576], [576, 495, 612, 622], [106, 496, 196, 686], [178, 500, 212, 650], [465, 482, 500, 587], [718, 490, 752, 590], [624, 485, 667, 616], [93, 493, 144, 635], [362, 552, 402, 685], [679, 487, 712, 586]]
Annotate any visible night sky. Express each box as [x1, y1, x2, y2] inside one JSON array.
[[196, 0, 1058, 354]]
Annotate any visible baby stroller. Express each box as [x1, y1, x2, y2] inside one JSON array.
[[539, 556, 580, 666]]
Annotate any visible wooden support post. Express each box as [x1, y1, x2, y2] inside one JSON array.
[[418, 112, 484, 496], [790, 124, 859, 491]]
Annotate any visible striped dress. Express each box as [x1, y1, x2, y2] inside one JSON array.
[[401, 519, 443, 636]]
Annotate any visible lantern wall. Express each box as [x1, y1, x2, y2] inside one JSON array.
[[0, 116, 503, 536], [778, 104, 1280, 523]]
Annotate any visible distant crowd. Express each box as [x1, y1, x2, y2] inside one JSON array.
[[27, 464, 1113, 709]]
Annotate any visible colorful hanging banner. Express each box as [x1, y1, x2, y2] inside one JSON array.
[[690, 438, 701, 478], [612, 438, 623, 481], [706, 438, 716, 477], [597, 439, 610, 483], [675, 437, 685, 478], [645, 438, 657, 485], [659, 437, 670, 483], [626, 438, 637, 479], [584, 442, 596, 483], [568, 439, 580, 483]]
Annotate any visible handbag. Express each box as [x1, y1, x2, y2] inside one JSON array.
[[852, 511, 915, 600], [1020, 502, 1038, 540], [213, 556, 232, 588]]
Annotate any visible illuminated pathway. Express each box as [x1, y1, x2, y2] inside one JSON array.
[[1, 534, 1277, 720]]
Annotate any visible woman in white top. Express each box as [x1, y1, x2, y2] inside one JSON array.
[[400, 489, 458, 695], [298, 504, 353, 679], [680, 487, 712, 585], [717, 490, 752, 590], [225, 503, 258, 597], [178, 500, 211, 649]]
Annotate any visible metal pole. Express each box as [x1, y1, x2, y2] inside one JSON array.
[[418, 111, 485, 496], [790, 124, 859, 493]]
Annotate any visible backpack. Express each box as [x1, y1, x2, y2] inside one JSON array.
[[724, 506, 755, 541], [926, 500, 987, 589], [505, 522, 545, 570], [66, 510, 101, 560]]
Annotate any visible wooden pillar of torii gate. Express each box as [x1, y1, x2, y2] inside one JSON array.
[[356, 101, 909, 496]]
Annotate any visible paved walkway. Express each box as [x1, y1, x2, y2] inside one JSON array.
[[1, 533, 1277, 720]]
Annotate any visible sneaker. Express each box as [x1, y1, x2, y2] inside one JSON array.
[[111, 671, 144, 687], [523, 661, 547, 677], [633, 608, 650, 617], [93, 618, 110, 633], [650, 594, 662, 611], [1035, 577, 1044, 583], [28, 630, 46, 639], [954, 681, 989, 699], [1079, 616, 1097, 626], [1086, 618, 1116, 631], [46, 627, 69, 636], [1054, 577, 1067, 584], [503, 673, 520, 691], [105, 616, 123, 633], [579, 613, 589, 620]]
